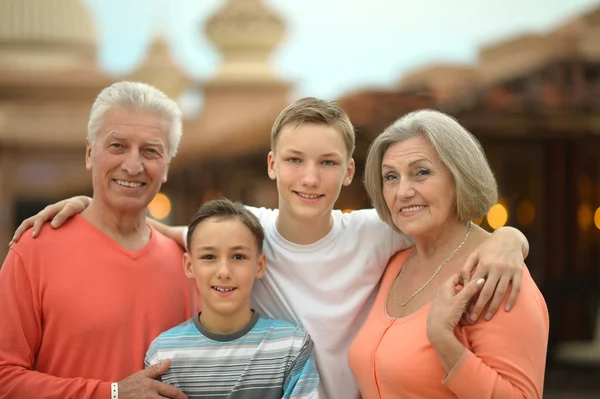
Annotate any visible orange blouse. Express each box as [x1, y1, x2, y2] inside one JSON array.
[[348, 249, 549, 399]]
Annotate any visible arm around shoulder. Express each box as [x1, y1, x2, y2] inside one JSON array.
[[148, 218, 187, 249], [492, 226, 530, 258]]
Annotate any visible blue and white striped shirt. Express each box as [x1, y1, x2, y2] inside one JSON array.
[[145, 311, 319, 399]]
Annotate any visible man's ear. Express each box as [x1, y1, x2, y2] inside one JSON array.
[[267, 151, 276, 181], [162, 163, 169, 184], [85, 139, 93, 171]]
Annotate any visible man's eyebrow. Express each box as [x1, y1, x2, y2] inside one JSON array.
[[104, 133, 165, 148], [106, 132, 126, 140], [145, 140, 165, 147]]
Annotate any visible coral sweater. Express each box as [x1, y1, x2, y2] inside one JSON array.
[[348, 249, 549, 399], [0, 215, 200, 399]]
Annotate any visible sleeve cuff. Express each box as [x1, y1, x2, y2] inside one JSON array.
[[442, 348, 470, 385], [91, 381, 112, 399], [443, 349, 492, 397], [182, 227, 189, 250]]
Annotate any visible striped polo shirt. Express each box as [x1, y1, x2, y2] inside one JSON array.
[[145, 311, 319, 399]]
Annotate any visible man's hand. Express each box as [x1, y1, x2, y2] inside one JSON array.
[[459, 226, 527, 322], [119, 360, 187, 399], [9, 196, 90, 245]]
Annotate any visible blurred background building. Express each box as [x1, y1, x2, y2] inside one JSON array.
[[0, 0, 599, 396]]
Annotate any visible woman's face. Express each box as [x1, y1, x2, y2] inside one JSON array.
[[381, 135, 457, 237]]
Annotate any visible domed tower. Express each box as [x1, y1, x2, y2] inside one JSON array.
[[0, 0, 98, 70], [178, 0, 292, 166], [131, 31, 189, 101], [204, 0, 286, 83]]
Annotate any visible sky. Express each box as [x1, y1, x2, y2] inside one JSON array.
[[85, 0, 599, 100]]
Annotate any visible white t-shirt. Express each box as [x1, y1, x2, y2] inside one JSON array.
[[247, 208, 412, 399]]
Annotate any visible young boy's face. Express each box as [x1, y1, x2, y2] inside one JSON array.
[[267, 122, 355, 222], [183, 217, 266, 318]]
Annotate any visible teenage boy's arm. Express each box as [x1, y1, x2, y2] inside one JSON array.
[[282, 334, 320, 399], [460, 226, 529, 323], [147, 219, 186, 249], [9, 196, 91, 245], [0, 249, 185, 399], [9, 196, 187, 249]]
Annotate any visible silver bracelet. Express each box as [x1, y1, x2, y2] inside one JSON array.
[[111, 382, 118, 399]]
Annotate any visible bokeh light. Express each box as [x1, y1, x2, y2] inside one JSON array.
[[577, 203, 593, 231], [487, 203, 508, 230], [148, 193, 172, 220], [516, 200, 535, 227]]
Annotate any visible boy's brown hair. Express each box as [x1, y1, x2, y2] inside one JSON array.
[[186, 198, 265, 252], [270, 97, 355, 158]]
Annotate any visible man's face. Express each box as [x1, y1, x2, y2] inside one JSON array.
[[267, 122, 355, 222], [86, 108, 170, 213]]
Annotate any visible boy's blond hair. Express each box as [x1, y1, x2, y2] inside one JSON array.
[[270, 97, 355, 158]]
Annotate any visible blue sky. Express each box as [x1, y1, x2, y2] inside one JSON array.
[[86, 0, 598, 100]]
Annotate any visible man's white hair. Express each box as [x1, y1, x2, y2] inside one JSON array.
[[87, 81, 183, 161]]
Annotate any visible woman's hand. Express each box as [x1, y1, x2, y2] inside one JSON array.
[[9, 196, 91, 245], [427, 274, 485, 342], [426, 274, 485, 372]]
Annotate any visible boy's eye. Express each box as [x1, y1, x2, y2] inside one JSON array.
[[322, 160, 336, 166], [288, 157, 301, 164], [232, 254, 247, 260], [201, 254, 216, 260]]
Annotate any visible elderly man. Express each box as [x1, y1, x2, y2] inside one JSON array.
[[0, 82, 198, 399]]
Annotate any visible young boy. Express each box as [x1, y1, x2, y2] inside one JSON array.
[[145, 198, 318, 399], [12, 97, 530, 399]]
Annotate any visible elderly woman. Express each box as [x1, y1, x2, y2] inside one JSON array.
[[348, 110, 549, 398]]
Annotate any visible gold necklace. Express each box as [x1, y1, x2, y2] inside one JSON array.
[[393, 222, 472, 308]]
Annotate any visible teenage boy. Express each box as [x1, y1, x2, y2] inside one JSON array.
[[11, 97, 530, 399], [145, 199, 318, 399]]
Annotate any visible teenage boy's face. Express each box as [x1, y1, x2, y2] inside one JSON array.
[[267, 122, 355, 222], [183, 218, 266, 318]]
